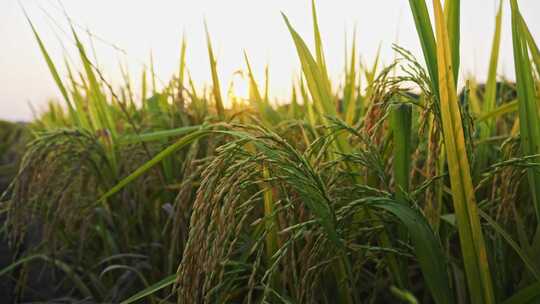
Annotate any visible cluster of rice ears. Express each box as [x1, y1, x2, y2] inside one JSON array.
[[2, 0, 540, 303]]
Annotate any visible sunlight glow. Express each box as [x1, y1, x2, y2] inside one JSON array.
[[1, 0, 539, 120]]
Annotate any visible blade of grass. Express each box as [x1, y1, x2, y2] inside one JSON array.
[[150, 51, 157, 94], [389, 103, 413, 288], [510, 0, 540, 223], [282, 13, 353, 160], [97, 128, 212, 203], [118, 125, 201, 144], [369, 200, 453, 304], [284, 17, 351, 162], [501, 281, 540, 304], [282, 14, 336, 118], [288, 83, 300, 119], [24, 12, 77, 123], [262, 163, 279, 289], [311, 0, 331, 91], [520, 16, 540, 78], [408, 0, 439, 94], [444, 0, 460, 84], [391, 103, 412, 204], [178, 36, 187, 105], [65, 58, 91, 129], [344, 28, 358, 125], [72, 27, 116, 138], [483, 0, 503, 117], [264, 64, 270, 104], [478, 209, 540, 280], [244, 52, 272, 126], [142, 67, 148, 102], [390, 286, 419, 304], [205, 23, 225, 119], [244, 52, 264, 107], [476, 1, 503, 175], [477, 100, 517, 123], [120, 275, 176, 304], [433, 1, 494, 302], [300, 76, 317, 127]]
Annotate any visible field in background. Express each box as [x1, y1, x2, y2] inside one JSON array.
[[1, 0, 540, 303]]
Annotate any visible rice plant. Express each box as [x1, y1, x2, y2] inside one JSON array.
[[1, 1, 540, 303]]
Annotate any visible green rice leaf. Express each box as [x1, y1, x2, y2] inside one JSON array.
[[98, 129, 212, 203], [408, 0, 439, 94], [477, 100, 517, 122], [120, 275, 176, 304], [510, 0, 540, 222], [478, 209, 540, 280], [24, 12, 76, 122], [483, 0, 503, 116], [391, 103, 412, 204], [444, 0, 460, 84], [501, 281, 540, 304], [205, 23, 225, 119], [369, 200, 453, 304], [432, 1, 494, 302], [520, 16, 540, 78]]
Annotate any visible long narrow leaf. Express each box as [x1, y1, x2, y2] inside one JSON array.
[[120, 275, 176, 304], [476, 0, 503, 175], [483, 0, 503, 116], [24, 12, 76, 121], [205, 23, 225, 119], [520, 16, 540, 78], [501, 281, 540, 304], [98, 129, 211, 203], [433, 1, 494, 302], [369, 200, 453, 304], [510, 0, 540, 222], [408, 0, 439, 94], [478, 209, 540, 280], [311, 0, 331, 91], [391, 104, 412, 204], [444, 0, 460, 84]]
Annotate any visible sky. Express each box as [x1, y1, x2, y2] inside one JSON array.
[[1, 0, 539, 121]]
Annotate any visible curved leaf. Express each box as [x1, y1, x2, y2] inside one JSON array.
[[369, 200, 453, 304], [120, 275, 176, 304]]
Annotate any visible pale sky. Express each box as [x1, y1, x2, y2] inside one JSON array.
[[1, 0, 539, 121]]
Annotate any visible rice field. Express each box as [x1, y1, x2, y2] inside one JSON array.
[[1, 0, 540, 303]]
